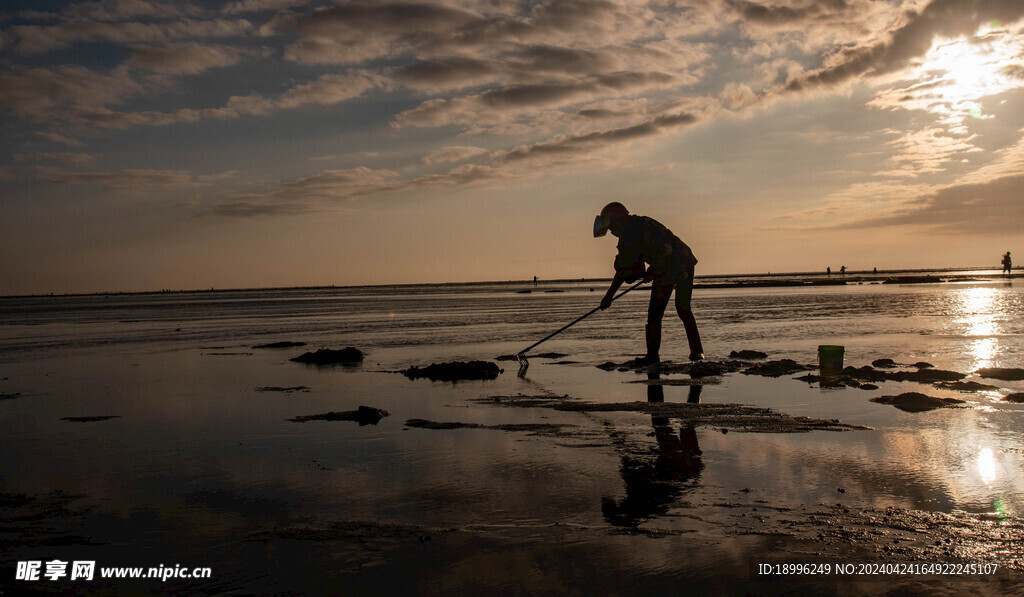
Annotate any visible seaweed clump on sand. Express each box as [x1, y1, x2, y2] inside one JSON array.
[[290, 347, 364, 365], [401, 361, 501, 382], [870, 392, 965, 412], [288, 406, 389, 425], [1004, 393, 1024, 404], [61, 416, 120, 422]]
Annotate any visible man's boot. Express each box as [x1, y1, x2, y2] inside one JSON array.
[[680, 311, 704, 361]]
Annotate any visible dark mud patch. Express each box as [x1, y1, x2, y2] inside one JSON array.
[[291, 347, 364, 365], [1004, 393, 1024, 404], [845, 366, 966, 383], [404, 418, 577, 437], [60, 416, 120, 422], [870, 392, 966, 412], [729, 350, 768, 360], [742, 359, 816, 378], [252, 341, 307, 349], [977, 367, 1024, 381], [256, 386, 310, 393], [872, 358, 899, 368], [0, 392, 21, 400], [798, 365, 968, 389], [480, 396, 871, 433], [935, 381, 1000, 392], [401, 361, 501, 382], [795, 374, 880, 390], [597, 359, 746, 377], [288, 406, 389, 425]]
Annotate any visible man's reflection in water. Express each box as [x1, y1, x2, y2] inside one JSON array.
[[602, 370, 704, 527]]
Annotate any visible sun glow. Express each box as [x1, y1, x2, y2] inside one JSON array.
[[872, 27, 1024, 134]]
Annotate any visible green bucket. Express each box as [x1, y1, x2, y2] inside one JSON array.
[[818, 345, 845, 377]]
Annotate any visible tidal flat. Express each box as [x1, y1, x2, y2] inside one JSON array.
[[1, 275, 1023, 594]]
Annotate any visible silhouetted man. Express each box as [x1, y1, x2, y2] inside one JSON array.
[[1003, 252, 1012, 275], [594, 202, 704, 363]]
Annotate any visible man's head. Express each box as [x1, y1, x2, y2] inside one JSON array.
[[593, 202, 629, 238]]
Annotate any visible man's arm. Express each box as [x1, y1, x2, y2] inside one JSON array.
[[600, 272, 625, 310]]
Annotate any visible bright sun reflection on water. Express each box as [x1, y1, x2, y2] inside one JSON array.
[[978, 448, 997, 485], [954, 287, 1002, 369]]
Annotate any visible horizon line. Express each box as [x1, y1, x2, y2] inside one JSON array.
[[1, 265, 1015, 300]]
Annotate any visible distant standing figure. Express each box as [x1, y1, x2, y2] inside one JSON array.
[[826, 266, 831, 276], [1002, 252, 1012, 275], [840, 265, 846, 276], [533, 275, 538, 285], [594, 202, 703, 363]]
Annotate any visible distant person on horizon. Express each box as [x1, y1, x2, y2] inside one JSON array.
[[594, 202, 703, 363], [1003, 252, 1012, 275], [840, 265, 846, 276], [827, 266, 831, 276]]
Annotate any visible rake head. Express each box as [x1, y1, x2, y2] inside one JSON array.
[[516, 352, 529, 376]]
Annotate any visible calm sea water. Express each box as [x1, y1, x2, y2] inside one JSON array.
[[1, 272, 1022, 593]]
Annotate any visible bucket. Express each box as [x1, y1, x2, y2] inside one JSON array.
[[818, 345, 845, 377]]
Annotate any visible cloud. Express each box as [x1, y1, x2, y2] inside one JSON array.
[[201, 200, 314, 218], [34, 131, 85, 147], [199, 161, 522, 217], [41, 168, 197, 190], [59, 0, 196, 22], [493, 111, 699, 163], [7, 18, 253, 55], [14, 152, 95, 166], [39, 167, 239, 190], [787, 130, 1024, 233], [874, 127, 982, 178], [125, 42, 253, 74], [266, 1, 482, 65], [394, 71, 684, 128], [222, 0, 307, 15], [0, 65, 146, 123], [391, 57, 503, 92], [840, 174, 1024, 233], [0, 67, 388, 129], [421, 146, 488, 165]]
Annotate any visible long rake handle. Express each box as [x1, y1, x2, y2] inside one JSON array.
[[517, 280, 646, 357]]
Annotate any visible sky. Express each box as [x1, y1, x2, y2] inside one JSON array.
[[1, 0, 1023, 294]]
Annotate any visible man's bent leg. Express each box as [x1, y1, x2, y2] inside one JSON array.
[[675, 269, 703, 361], [643, 282, 672, 363]]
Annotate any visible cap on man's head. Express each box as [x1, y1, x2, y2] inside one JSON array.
[[593, 202, 629, 237]]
